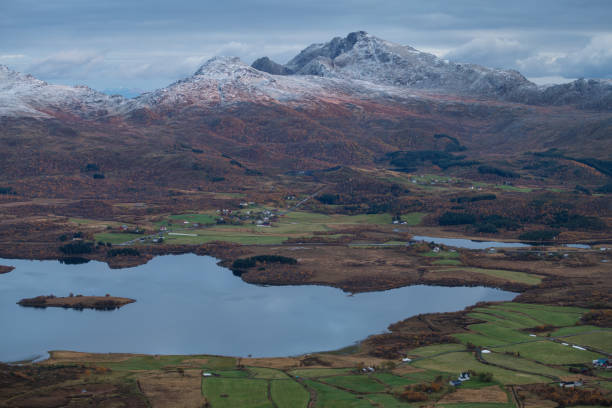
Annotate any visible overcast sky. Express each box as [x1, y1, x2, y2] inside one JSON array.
[[2, 0, 612, 94]]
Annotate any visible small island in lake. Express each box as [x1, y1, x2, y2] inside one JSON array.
[[17, 294, 135, 310], [0, 265, 14, 274]]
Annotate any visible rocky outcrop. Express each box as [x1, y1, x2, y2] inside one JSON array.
[[251, 57, 293, 75]]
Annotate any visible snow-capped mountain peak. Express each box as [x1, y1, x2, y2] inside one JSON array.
[[193, 56, 263, 79], [1, 32, 612, 120], [0, 64, 130, 118], [282, 31, 537, 98]]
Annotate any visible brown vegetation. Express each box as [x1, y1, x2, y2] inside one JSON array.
[[0, 265, 13, 274], [518, 384, 612, 407], [0, 363, 147, 408], [437, 385, 509, 404], [137, 369, 208, 408], [17, 294, 135, 310], [581, 309, 612, 327]]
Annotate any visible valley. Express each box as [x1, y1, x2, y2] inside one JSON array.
[[0, 30, 610, 407]]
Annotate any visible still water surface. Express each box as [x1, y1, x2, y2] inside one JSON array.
[[0, 254, 515, 361], [411, 235, 591, 250], [411, 235, 531, 249]]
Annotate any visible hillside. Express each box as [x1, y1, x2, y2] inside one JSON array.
[[0, 31, 611, 204]]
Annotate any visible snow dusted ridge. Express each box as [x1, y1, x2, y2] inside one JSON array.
[[0, 57, 411, 119], [135, 56, 412, 110], [0, 64, 130, 118], [257, 31, 612, 109], [285, 31, 536, 98], [1, 31, 612, 119]]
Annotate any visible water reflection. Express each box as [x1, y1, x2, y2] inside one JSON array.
[[0, 254, 515, 361]]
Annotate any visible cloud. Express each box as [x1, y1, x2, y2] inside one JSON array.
[[518, 34, 612, 78], [0, 54, 26, 60], [1, 0, 611, 88], [444, 37, 529, 69], [27, 50, 106, 80]]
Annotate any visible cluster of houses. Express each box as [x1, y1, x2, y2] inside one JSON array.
[[215, 206, 280, 227], [593, 358, 611, 369], [555, 359, 610, 388], [410, 177, 455, 186], [559, 380, 583, 388], [118, 224, 144, 234], [449, 372, 471, 387]]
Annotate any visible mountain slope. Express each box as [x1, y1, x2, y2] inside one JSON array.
[[0, 65, 129, 119], [254, 31, 612, 109], [281, 31, 537, 99], [0, 31, 611, 187]]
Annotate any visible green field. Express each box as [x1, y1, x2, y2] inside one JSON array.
[[469, 323, 534, 343], [411, 351, 548, 384], [473, 308, 543, 329], [453, 332, 510, 348], [163, 231, 288, 245], [423, 250, 460, 258], [410, 343, 466, 357], [364, 393, 413, 407], [553, 331, 612, 353], [489, 303, 585, 326], [494, 340, 601, 364], [432, 259, 463, 265], [271, 379, 309, 408], [495, 185, 533, 193], [202, 377, 271, 408], [289, 368, 354, 378], [157, 210, 394, 245], [372, 372, 420, 388], [167, 213, 217, 225], [437, 267, 542, 285], [322, 374, 387, 393], [400, 212, 427, 226], [453, 303, 605, 366], [249, 366, 290, 379], [483, 352, 569, 378], [216, 369, 250, 378], [303, 379, 372, 408], [415, 303, 612, 386], [551, 325, 602, 337]]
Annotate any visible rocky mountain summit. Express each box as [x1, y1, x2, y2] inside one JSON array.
[[252, 31, 612, 109], [134, 56, 401, 112], [251, 57, 294, 76]]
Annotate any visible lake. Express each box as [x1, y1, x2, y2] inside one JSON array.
[[0, 254, 515, 362], [411, 235, 531, 249], [410, 235, 591, 250]]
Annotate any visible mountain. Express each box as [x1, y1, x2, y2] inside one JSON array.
[[253, 31, 612, 109], [536, 78, 612, 110], [0, 31, 611, 193], [2, 31, 611, 121], [251, 57, 293, 76], [0, 65, 129, 119], [284, 31, 534, 98]]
